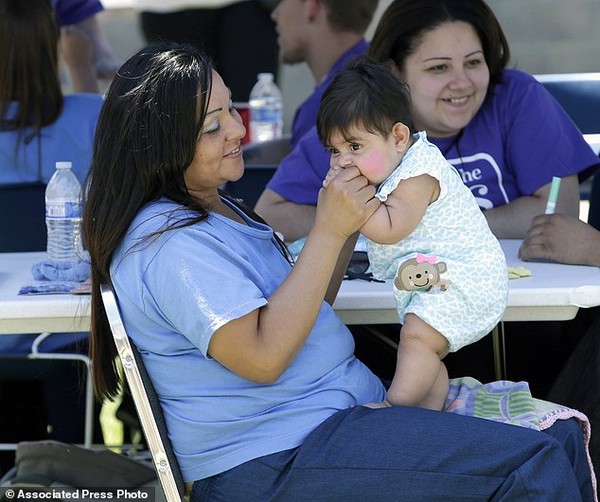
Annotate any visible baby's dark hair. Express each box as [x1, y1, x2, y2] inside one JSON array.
[[317, 55, 414, 147]]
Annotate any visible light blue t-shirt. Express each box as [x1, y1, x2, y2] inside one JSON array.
[[0, 93, 103, 186], [110, 197, 385, 482]]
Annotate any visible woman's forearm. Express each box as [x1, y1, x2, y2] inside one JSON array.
[[518, 213, 600, 266], [485, 175, 580, 238], [325, 233, 359, 305], [211, 168, 377, 382], [262, 228, 348, 353], [209, 226, 346, 383]]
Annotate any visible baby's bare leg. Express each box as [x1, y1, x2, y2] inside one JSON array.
[[420, 359, 449, 410], [385, 314, 449, 410]]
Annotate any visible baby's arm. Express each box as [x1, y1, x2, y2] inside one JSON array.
[[361, 174, 439, 244]]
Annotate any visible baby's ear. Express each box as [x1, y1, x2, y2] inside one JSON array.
[[392, 122, 411, 151]]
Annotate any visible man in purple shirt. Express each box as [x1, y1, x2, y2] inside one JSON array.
[[252, 0, 378, 231]]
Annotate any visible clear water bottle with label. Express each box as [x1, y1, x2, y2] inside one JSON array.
[[249, 72, 283, 142], [45, 161, 83, 264]]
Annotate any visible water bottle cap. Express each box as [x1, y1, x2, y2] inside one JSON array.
[[258, 72, 274, 81], [56, 161, 73, 169]]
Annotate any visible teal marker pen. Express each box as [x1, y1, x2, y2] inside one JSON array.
[[544, 176, 561, 214]]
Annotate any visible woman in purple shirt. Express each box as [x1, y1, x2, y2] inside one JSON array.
[[259, 0, 599, 242]]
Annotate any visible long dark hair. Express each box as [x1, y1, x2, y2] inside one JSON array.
[[0, 0, 62, 145], [368, 0, 510, 86], [83, 42, 215, 399]]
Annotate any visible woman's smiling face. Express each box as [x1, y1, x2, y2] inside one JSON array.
[[183, 70, 247, 198], [400, 21, 490, 138]]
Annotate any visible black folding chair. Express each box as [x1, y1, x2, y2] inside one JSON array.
[[589, 173, 600, 231], [0, 182, 47, 252], [536, 73, 600, 135], [100, 283, 186, 502]]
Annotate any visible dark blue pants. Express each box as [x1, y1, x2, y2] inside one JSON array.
[[192, 406, 594, 501]]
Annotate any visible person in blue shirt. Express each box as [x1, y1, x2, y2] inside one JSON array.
[[52, 0, 102, 26], [0, 0, 104, 469], [0, 0, 103, 184], [83, 41, 594, 501]]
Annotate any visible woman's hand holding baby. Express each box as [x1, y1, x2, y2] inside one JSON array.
[[322, 165, 343, 188], [316, 166, 379, 240]]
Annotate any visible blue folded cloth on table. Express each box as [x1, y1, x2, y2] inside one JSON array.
[[19, 281, 90, 295], [31, 258, 91, 282]]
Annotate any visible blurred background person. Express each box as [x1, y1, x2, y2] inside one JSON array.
[[245, 0, 379, 165], [53, 0, 122, 92], [137, 0, 278, 102]]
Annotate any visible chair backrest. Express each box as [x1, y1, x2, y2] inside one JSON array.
[[223, 164, 277, 208], [589, 173, 600, 231], [0, 182, 47, 252], [535, 73, 600, 135], [100, 283, 186, 502]]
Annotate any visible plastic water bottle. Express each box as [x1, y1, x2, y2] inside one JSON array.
[[249, 72, 283, 142], [45, 161, 83, 264]]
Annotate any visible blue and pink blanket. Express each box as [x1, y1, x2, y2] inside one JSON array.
[[445, 377, 597, 499]]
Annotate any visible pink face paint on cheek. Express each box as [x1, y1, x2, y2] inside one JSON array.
[[359, 150, 388, 182]]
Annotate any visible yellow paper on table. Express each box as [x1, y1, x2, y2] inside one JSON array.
[[508, 266, 532, 280]]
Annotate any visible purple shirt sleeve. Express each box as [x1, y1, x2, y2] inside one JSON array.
[[495, 70, 598, 193], [266, 126, 329, 205], [52, 0, 104, 26]]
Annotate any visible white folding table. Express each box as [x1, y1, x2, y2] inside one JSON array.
[[2, 240, 600, 380]]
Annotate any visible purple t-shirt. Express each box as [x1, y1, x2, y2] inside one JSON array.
[[289, 40, 368, 148], [52, 0, 104, 26], [268, 69, 600, 207]]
